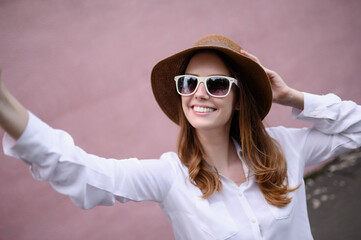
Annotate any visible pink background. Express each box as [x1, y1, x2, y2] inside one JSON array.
[[1, 0, 360, 239]]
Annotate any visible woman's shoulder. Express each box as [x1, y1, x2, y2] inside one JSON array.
[[159, 151, 188, 173]]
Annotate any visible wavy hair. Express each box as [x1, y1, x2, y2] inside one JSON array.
[[176, 51, 297, 207]]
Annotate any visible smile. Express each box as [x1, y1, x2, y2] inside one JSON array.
[[193, 106, 215, 113]]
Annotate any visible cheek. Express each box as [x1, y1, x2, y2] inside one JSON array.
[[181, 96, 189, 110], [222, 92, 239, 121], [181, 96, 190, 119]]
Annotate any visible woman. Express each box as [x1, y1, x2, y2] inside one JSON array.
[[1, 34, 360, 239]]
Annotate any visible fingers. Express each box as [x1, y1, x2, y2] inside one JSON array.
[[240, 49, 271, 73], [240, 49, 261, 64], [240, 49, 274, 76]]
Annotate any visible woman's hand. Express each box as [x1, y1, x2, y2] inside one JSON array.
[[240, 50, 304, 110], [0, 67, 29, 140]]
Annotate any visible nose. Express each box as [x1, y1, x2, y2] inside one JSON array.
[[194, 83, 209, 99]]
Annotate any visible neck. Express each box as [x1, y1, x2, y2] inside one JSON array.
[[196, 127, 235, 172]]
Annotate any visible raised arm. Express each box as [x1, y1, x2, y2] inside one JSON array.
[[0, 69, 29, 140], [240, 50, 304, 110], [239, 51, 361, 167]]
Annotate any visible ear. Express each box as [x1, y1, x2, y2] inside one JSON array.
[[234, 100, 240, 111]]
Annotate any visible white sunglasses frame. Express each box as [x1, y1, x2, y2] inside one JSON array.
[[174, 75, 239, 97]]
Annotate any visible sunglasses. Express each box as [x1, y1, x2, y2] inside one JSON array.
[[174, 75, 239, 97]]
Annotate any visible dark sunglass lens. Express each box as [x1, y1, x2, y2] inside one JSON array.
[[178, 76, 198, 94], [207, 77, 230, 96]]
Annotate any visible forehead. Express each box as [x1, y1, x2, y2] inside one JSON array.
[[185, 51, 231, 76]]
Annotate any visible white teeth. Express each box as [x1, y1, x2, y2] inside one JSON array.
[[193, 106, 215, 113]]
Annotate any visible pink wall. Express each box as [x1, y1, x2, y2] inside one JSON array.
[[1, 0, 360, 239]]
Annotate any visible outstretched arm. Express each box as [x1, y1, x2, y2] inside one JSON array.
[[240, 50, 304, 110], [0, 69, 29, 140]]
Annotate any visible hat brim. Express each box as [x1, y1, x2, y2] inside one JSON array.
[[151, 45, 272, 124]]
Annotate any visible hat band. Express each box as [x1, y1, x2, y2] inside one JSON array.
[[196, 41, 233, 51]]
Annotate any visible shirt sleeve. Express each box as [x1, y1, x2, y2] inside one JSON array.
[[2, 112, 177, 209], [268, 93, 361, 168]]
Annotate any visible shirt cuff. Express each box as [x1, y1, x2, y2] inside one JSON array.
[[2, 111, 53, 164], [292, 92, 341, 122]]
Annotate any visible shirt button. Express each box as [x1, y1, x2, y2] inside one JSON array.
[[250, 218, 256, 223], [238, 192, 243, 197], [311, 111, 318, 116]]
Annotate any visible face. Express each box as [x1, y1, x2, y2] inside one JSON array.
[[181, 51, 238, 132]]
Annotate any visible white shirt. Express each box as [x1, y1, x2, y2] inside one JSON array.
[[3, 93, 361, 240]]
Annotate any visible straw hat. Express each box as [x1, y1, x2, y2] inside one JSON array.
[[151, 34, 272, 124]]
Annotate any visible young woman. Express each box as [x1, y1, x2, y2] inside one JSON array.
[[1, 34, 360, 239]]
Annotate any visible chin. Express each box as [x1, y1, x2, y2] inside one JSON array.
[[189, 121, 221, 131]]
